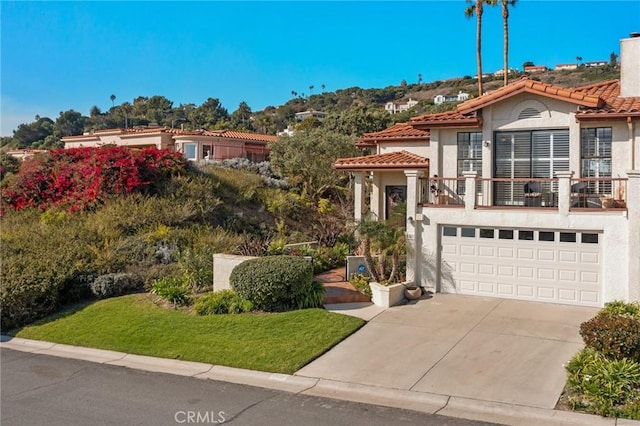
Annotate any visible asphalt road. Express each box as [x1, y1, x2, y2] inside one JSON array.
[[1, 348, 500, 426]]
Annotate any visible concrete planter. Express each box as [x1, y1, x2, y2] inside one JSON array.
[[369, 282, 406, 308]]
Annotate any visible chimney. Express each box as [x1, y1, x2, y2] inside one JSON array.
[[620, 32, 640, 97]]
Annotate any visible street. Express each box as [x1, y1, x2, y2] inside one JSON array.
[[1, 348, 498, 425]]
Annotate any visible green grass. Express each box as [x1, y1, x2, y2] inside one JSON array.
[[12, 294, 364, 374]]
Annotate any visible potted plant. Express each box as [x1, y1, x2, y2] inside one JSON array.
[[356, 204, 422, 307]]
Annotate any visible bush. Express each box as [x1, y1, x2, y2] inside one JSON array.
[[151, 277, 189, 305], [580, 311, 640, 361], [564, 347, 640, 419], [230, 256, 315, 312], [602, 300, 640, 318], [349, 274, 372, 298], [90, 273, 142, 299], [195, 290, 253, 315]]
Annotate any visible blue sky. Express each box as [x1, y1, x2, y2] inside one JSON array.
[[1, 1, 639, 136]]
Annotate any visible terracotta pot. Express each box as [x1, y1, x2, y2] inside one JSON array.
[[404, 286, 422, 300]]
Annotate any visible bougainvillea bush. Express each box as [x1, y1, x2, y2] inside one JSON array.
[[1, 146, 186, 213]]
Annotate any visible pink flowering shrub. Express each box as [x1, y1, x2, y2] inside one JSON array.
[[1, 146, 186, 213]]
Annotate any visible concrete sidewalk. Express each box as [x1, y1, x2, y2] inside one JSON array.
[[3, 295, 639, 426]]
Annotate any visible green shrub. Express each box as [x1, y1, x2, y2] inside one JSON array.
[[565, 347, 640, 419], [602, 300, 640, 319], [230, 256, 315, 312], [195, 290, 253, 315], [580, 311, 640, 361], [90, 273, 143, 299], [293, 279, 325, 309], [349, 274, 372, 298], [151, 277, 189, 305]]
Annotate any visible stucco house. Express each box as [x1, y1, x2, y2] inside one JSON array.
[[62, 127, 277, 162], [334, 34, 640, 308]]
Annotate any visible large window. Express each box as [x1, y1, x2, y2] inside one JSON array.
[[581, 128, 611, 177], [457, 132, 483, 194], [494, 129, 569, 205], [183, 143, 197, 160]]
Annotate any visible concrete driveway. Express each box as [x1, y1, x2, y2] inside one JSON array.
[[296, 295, 599, 410]]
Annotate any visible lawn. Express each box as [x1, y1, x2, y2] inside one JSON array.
[[12, 294, 365, 374]]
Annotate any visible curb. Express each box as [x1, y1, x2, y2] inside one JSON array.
[[2, 336, 639, 426]]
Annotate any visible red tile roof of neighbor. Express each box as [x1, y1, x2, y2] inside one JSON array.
[[64, 127, 278, 142], [333, 150, 429, 171], [356, 123, 430, 146]]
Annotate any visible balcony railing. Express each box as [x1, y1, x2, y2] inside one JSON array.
[[570, 177, 627, 210], [419, 175, 629, 211], [419, 177, 465, 206], [477, 178, 558, 208]]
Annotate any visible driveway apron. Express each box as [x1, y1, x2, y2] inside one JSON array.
[[296, 294, 598, 409]]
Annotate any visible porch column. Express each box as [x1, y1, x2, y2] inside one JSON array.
[[353, 172, 365, 222], [370, 173, 381, 220], [627, 170, 640, 301], [556, 171, 573, 217], [463, 171, 477, 212], [404, 170, 424, 284]]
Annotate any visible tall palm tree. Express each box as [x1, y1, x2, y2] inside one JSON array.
[[465, 0, 495, 96], [110, 94, 116, 108], [501, 0, 516, 86]]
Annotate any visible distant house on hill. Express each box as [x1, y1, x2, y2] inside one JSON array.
[[584, 60, 608, 68], [524, 65, 547, 73], [384, 98, 419, 114], [62, 127, 277, 162], [433, 91, 470, 105], [555, 63, 578, 71], [294, 110, 327, 121]]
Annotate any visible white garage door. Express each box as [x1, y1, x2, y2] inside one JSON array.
[[440, 226, 602, 307]]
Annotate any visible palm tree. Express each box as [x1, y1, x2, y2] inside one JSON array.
[[501, 0, 516, 86], [465, 0, 495, 95], [110, 94, 116, 108], [309, 85, 314, 95], [321, 84, 326, 92], [418, 73, 423, 84]]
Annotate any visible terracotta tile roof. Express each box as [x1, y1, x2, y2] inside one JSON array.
[[356, 123, 430, 146], [409, 110, 482, 127], [333, 150, 429, 171], [456, 76, 603, 114], [64, 127, 277, 142], [573, 80, 640, 119]]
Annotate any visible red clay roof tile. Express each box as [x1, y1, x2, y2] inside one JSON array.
[[356, 123, 430, 146], [333, 150, 429, 171], [573, 80, 640, 119]]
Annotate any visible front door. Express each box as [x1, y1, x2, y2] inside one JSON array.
[[385, 185, 407, 219]]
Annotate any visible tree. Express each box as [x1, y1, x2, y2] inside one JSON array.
[[321, 84, 326, 92], [145, 95, 173, 125], [120, 102, 133, 128], [418, 73, 423, 84], [269, 128, 358, 201], [576, 56, 583, 66], [110, 94, 116, 107], [231, 101, 253, 130], [194, 98, 229, 129], [54, 110, 85, 139], [309, 85, 314, 95], [465, 0, 495, 95], [322, 105, 392, 137], [522, 60, 534, 69], [501, 0, 516, 86], [610, 52, 618, 66], [11, 116, 55, 148]]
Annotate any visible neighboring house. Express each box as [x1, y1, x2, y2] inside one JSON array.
[[384, 98, 419, 114], [433, 91, 470, 105], [294, 110, 327, 121], [524, 65, 548, 73], [585, 61, 609, 68], [493, 68, 518, 76], [4, 149, 47, 159], [62, 127, 277, 162], [555, 63, 578, 71], [334, 34, 640, 308], [277, 125, 296, 137]]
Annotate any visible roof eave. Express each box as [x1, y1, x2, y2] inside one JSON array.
[[409, 118, 482, 128], [576, 112, 640, 121]]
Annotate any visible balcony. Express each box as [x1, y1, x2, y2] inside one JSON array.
[[419, 174, 628, 212]]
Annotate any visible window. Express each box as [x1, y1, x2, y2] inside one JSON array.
[[203, 144, 212, 159], [582, 233, 599, 244], [479, 229, 494, 239], [461, 228, 475, 237], [498, 230, 514, 240], [518, 230, 534, 240], [183, 143, 197, 160], [494, 130, 569, 205], [457, 132, 483, 194], [539, 231, 555, 241], [560, 232, 576, 243], [443, 227, 457, 237], [581, 128, 612, 195]]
